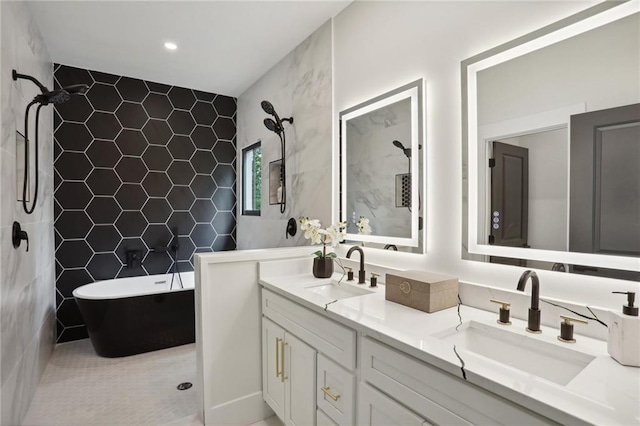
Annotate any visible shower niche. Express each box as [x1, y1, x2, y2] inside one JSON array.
[[268, 159, 284, 205], [15, 131, 30, 202]]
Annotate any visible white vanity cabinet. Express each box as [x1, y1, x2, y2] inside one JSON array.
[[261, 286, 559, 426], [360, 336, 557, 425], [358, 382, 429, 426], [262, 318, 317, 426], [317, 354, 355, 426], [261, 289, 357, 426]]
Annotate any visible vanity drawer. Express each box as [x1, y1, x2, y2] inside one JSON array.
[[316, 409, 338, 426], [358, 382, 429, 426], [317, 354, 355, 426], [262, 289, 356, 370], [361, 337, 554, 425]]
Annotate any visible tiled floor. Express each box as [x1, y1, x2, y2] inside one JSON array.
[[248, 416, 283, 426], [23, 340, 198, 426]]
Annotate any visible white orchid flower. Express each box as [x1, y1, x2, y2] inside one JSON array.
[[299, 218, 344, 257], [357, 216, 372, 235], [311, 231, 322, 245]]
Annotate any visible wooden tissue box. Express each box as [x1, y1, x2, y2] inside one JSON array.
[[385, 270, 459, 313]]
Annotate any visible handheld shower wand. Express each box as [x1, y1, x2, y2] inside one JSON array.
[[261, 100, 293, 214], [12, 70, 88, 214]]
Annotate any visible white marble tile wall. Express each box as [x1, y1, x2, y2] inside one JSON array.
[[345, 98, 412, 238], [236, 20, 332, 249], [0, 2, 56, 424]]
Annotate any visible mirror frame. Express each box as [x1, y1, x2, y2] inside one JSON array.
[[462, 1, 640, 272], [340, 79, 424, 247]]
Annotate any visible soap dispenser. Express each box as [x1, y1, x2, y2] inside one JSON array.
[[608, 291, 639, 367]]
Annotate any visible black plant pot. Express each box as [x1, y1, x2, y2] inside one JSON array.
[[313, 257, 334, 278]]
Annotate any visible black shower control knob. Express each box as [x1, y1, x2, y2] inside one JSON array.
[[12, 221, 29, 252]]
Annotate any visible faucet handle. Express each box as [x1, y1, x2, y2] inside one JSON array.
[[489, 299, 510, 309], [558, 315, 588, 343], [345, 267, 354, 281], [489, 299, 511, 325], [370, 272, 379, 288]]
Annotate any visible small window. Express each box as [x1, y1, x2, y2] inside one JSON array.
[[242, 142, 262, 216]]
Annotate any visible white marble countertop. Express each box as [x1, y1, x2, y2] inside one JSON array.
[[258, 259, 640, 425]]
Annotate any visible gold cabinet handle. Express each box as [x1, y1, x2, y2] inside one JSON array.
[[321, 386, 341, 401], [280, 341, 288, 382], [275, 337, 282, 378]]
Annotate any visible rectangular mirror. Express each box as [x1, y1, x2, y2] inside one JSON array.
[[340, 79, 424, 252], [462, 2, 640, 279]]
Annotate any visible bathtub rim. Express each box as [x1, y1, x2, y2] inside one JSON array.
[[73, 272, 195, 300]]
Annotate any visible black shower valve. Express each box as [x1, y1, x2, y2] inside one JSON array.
[[125, 249, 143, 268], [286, 217, 297, 239], [12, 221, 29, 252]]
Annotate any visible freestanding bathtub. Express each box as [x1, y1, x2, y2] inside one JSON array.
[[73, 272, 195, 358]]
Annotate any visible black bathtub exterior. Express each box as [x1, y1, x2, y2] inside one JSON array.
[[75, 289, 195, 358]]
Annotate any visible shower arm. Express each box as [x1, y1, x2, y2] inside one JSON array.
[[12, 70, 48, 94]]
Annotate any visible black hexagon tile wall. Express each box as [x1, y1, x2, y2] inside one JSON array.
[[53, 64, 237, 343]]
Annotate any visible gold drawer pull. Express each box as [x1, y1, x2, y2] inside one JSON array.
[[280, 341, 288, 382], [321, 386, 341, 401], [275, 338, 282, 378], [399, 280, 412, 294]]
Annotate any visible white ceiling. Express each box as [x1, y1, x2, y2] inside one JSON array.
[[28, 1, 351, 97]]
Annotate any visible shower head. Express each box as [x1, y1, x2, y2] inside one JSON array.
[[64, 84, 89, 95], [260, 99, 292, 214], [38, 90, 71, 105], [261, 100, 276, 116], [392, 140, 411, 158], [264, 118, 281, 134], [34, 85, 89, 105], [261, 100, 293, 135], [13, 70, 89, 105]]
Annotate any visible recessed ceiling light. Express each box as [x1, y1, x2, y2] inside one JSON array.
[[164, 42, 177, 51]]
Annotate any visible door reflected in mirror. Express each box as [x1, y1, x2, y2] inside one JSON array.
[[340, 79, 424, 253]]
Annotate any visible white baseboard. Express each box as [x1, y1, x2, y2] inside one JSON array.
[[204, 391, 274, 426]]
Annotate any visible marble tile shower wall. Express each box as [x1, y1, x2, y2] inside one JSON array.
[[1, 2, 56, 425], [236, 20, 332, 249], [53, 65, 237, 343]]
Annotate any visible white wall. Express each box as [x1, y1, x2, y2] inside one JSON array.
[[333, 1, 640, 308], [517, 129, 568, 252], [477, 12, 639, 125], [236, 21, 333, 249], [0, 2, 56, 424]]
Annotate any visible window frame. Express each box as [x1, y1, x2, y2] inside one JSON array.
[[242, 141, 262, 216]]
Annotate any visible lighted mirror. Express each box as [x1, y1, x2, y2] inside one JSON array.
[[462, 2, 640, 280], [340, 79, 424, 252]]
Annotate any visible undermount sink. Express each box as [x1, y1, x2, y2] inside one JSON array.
[[433, 321, 595, 386], [304, 282, 374, 300]]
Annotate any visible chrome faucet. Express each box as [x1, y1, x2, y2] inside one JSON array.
[[516, 270, 541, 333], [346, 246, 366, 284]]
